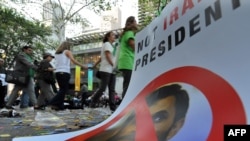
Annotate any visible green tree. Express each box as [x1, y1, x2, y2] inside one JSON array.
[[138, 0, 171, 28], [0, 6, 52, 69]]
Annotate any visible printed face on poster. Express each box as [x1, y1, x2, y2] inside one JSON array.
[[14, 0, 250, 141]]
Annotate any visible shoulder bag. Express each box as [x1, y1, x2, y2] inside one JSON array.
[[5, 70, 29, 86]]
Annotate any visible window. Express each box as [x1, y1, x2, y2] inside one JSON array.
[[43, 2, 52, 20]]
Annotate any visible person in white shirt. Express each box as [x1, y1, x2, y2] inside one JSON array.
[[92, 31, 117, 112], [49, 41, 87, 110]]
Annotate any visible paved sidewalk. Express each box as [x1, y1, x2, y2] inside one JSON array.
[[0, 106, 112, 141]]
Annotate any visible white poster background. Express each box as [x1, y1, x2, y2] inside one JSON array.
[[14, 0, 250, 140]]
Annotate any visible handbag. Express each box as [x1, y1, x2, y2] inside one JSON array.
[[5, 70, 29, 86]]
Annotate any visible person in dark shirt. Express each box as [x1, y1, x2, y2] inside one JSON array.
[[5, 46, 39, 109], [35, 52, 56, 110], [0, 58, 7, 108]]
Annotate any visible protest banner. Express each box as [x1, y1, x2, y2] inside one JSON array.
[[14, 0, 250, 140]]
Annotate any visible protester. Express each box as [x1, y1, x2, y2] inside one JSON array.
[[5, 45, 39, 109], [35, 52, 56, 110], [118, 16, 138, 98], [19, 59, 41, 108], [91, 31, 117, 112], [49, 41, 87, 110], [0, 58, 7, 108]]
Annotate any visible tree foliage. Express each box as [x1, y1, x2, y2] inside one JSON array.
[[0, 6, 53, 69], [46, 0, 118, 42], [138, 0, 171, 28]]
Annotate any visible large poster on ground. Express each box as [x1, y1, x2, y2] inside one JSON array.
[[14, 0, 250, 141]]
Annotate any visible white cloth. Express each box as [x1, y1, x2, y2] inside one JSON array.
[[55, 50, 70, 73], [99, 42, 116, 73], [0, 73, 8, 86]]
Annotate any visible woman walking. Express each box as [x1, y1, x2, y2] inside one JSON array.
[[91, 31, 117, 112], [49, 41, 87, 110]]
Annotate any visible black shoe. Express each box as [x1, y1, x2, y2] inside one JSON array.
[[110, 106, 116, 112], [5, 105, 15, 109], [49, 105, 64, 111], [0, 103, 5, 108], [34, 106, 45, 110]]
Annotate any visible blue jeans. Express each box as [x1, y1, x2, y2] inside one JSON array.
[[20, 91, 30, 108], [6, 77, 37, 107], [49, 72, 70, 109]]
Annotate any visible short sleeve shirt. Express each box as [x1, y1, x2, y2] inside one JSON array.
[[118, 31, 135, 70], [100, 42, 115, 73]]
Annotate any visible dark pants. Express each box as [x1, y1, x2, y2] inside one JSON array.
[[34, 82, 40, 98], [92, 71, 116, 111], [51, 82, 58, 93], [0, 85, 7, 108], [49, 72, 70, 109], [119, 69, 132, 98]]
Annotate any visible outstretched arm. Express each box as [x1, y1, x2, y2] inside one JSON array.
[[65, 50, 87, 69]]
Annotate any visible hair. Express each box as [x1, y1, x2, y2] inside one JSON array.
[[120, 16, 137, 37], [103, 31, 113, 43], [43, 53, 53, 59], [146, 84, 190, 123], [55, 41, 71, 54], [22, 45, 32, 51]]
